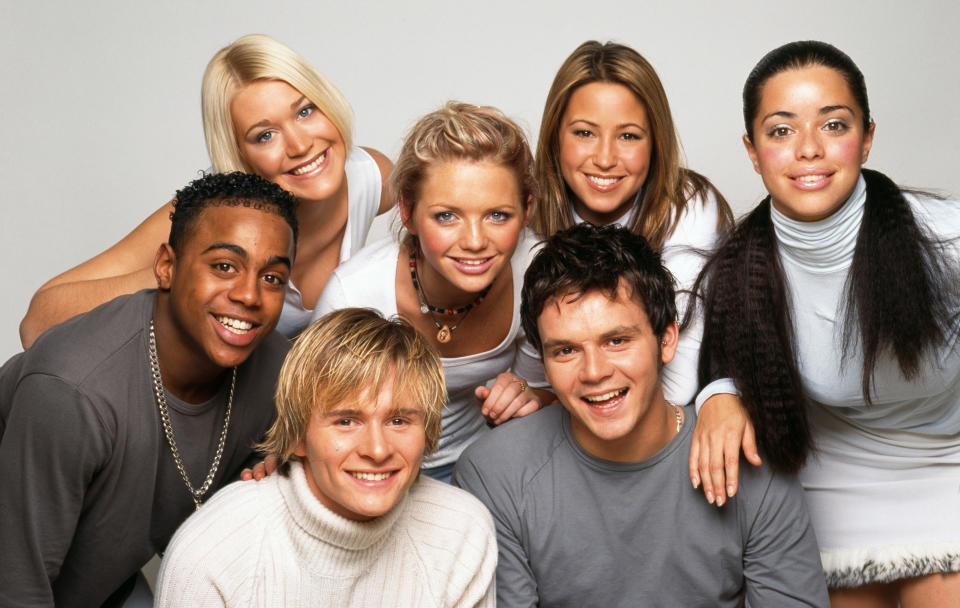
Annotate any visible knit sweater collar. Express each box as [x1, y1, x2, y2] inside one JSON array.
[[771, 173, 866, 272], [278, 461, 407, 553]]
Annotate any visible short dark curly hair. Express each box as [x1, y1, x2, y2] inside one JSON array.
[[521, 223, 676, 354], [169, 172, 299, 255]]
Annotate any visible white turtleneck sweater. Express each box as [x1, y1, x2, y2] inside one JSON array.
[[699, 175, 960, 433], [155, 461, 497, 607]]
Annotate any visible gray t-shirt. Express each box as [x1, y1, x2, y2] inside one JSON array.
[[453, 405, 829, 607], [0, 290, 289, 607]]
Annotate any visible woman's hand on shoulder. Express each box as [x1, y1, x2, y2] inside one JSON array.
[[360, 147, 395, 215], [475, 372, 549, 426], [688, 393, 762, 506], [20, 200, 175, 348]]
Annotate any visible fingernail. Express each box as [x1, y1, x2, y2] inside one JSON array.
[[727, 485, 735, 497], [691, 477, 700, 489], [716, 496, 724, 507], [706, 491, 714, 503]]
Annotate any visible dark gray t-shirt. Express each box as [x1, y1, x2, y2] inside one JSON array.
[[453, 405, 829, 607], [0, 290, 289, 607]]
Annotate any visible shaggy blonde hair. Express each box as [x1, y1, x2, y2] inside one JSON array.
[[532, 41, 730, 248], [201, 34, 354, 173], [259, 308, 446, 465], [392, 101, 536, 242]]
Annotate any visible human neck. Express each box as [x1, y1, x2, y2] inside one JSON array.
[[152, 293, 228, 404]]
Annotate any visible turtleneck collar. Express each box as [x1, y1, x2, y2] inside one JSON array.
[[771, 174, 866, 272], [278, 460, 407, 552]]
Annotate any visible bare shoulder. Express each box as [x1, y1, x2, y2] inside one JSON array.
[[359, 146, 395, 215]]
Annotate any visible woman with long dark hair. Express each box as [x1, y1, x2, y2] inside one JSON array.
[[693, 41, 960, 606]]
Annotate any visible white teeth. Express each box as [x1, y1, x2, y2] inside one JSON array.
[[456, 258, 488, 265], [351, 471, 391, 481], [794, 174, 825, 183], [587, 175, 620, 186], [291, 150, 327, 175], [217, 316, 253, 334], [583, 389, 625, 404]]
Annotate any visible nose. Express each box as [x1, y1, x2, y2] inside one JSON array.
[[358, 424, 390, 462], [579, 346, 613, 384], [228, 272, 262, 309], [459, 218, 488, 252], [592, 135, 616, 170], [796, 127, 823, 161], [285, 126, 311, 158]]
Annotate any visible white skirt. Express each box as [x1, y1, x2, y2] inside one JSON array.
[[799, 402, 960, 588]]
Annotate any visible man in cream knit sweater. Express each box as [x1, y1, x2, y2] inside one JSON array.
[[156, 308, 497, 607]]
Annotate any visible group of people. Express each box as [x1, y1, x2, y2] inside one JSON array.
[[1, 31, 957, 608]]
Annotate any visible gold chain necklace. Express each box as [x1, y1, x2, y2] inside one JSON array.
[[148, 320, 235, 510]]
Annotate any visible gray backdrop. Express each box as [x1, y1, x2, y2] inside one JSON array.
[[3, 0, 959, 360]]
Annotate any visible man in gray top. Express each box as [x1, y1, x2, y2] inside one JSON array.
[[453, 223, 829, 607], [0, 172, 297, 607]]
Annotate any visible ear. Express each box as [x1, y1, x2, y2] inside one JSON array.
[[154, 243, 176, 290], [399, 198, 416, 235], [861, 121, 876, 164], [522, 195, 532, 228], [659, 321, 679, 365], [293, 443, 307, 458], [743, 134, 761, 175]]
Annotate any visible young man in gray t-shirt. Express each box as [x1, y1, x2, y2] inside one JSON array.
[[454, 223, 829, 607], [0, 173, 297, 607]]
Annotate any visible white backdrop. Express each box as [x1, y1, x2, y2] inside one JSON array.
[[3, 0, 959, 361]]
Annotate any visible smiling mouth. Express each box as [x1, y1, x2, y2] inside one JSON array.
[[582, 388, 627, 408], [350, 471, 394, 481], [586, 175, 623, 187], [290, 150, 327, 176], [216, 315, 254, 335]]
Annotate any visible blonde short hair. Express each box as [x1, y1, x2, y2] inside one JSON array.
[[532, 41, 730, 249], [259, 308, 445, 465], [201, 34, 354, 173], [392, 101, 536, 233]]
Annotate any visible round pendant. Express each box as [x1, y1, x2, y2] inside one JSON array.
[[420, 304, 430, 314], [437, 325, 451, 343]]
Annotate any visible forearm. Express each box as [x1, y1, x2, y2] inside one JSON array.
[[21, 267, 156, 348]]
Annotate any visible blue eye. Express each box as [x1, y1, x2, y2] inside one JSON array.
[[434, 211, 455, 223], [490, 210, 512, 222], [256, 131, 274, 144], [298, 104, 315, 119]]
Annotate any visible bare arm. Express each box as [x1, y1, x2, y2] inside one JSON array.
[[20, 201, 174, 348], [360, 146, 395, 215]]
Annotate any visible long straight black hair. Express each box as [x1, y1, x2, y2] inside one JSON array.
[[695, 41, 958, 474]]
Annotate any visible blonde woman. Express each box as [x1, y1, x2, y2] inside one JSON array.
[[532, 40, 733, 407], [20, 34, 392, 346], [313, 102, 552, 482]]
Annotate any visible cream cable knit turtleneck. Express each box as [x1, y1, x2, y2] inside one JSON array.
[[156, 461, 496, 607]]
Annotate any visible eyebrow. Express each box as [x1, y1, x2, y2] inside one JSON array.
[[268, 255, 292, 270], [202, 244, 291, 270], [566, 118, 648, 133], [242, 96, 309, 138], [323, 407, 424, 418], [203, 243, 247, 258], [760, 104, 856, 124], [541, 324, 642, 351]]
